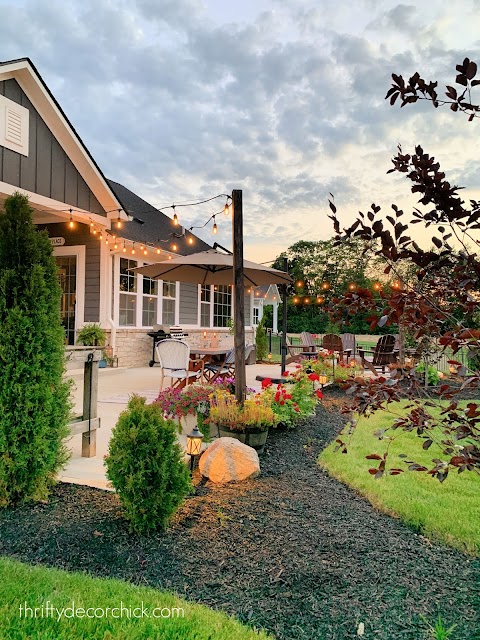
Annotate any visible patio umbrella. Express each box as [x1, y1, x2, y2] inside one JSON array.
[[132, 249, 292, 287]]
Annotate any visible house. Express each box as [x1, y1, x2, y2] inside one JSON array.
[[252, 284, 281, 332], [0, 58, 254, 366]]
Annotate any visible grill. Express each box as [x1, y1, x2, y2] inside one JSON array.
[[147, 329, 170, 367]]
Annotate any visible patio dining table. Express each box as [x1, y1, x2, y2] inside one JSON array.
[[189, 346, 232, 383]]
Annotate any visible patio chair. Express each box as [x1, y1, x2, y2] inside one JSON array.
[[322, 333, 351, 363], [358, 334, 398, 374], [156, 339, 203, 390], [300, 331, 317, 352], [341, 333, 356, 363], [203, 344, 255, 382], [285, 336, 318, 365]]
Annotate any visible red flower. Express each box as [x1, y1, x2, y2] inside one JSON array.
[[284, 393, 292, 400], [282, 371, 289, 377], [274, 391, 281, 402], [316, 389, 323, 399], [308, 372, 320, 381], [261, 378, 272, 388], [295, 364, 301, 369], [280, 400, 285, 406]]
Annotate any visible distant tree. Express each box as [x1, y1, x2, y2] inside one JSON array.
[[0, 193, 70, 506], [272, 238, 395, 334], [331, 60, 480, 480]]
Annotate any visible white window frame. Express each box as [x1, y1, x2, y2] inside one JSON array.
[[113, 255, 179, 328]]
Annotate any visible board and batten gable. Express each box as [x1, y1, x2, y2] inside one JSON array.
[[0, 79, 104, 215]]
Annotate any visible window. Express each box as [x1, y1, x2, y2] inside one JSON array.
[[142, 275, 158, 326], [162, 280, 176, 326], [200, 285, 211, 327], [253, 306, 260, 326], [119, 258, 137, 326], [214, 285, 232, 328]]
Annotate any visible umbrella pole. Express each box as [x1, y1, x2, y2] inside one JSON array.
[[281, 257, 288, 376], [232, 189, 246, 404]]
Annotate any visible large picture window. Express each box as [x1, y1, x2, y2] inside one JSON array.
[[200, 285, 211, 327], [142, 275, 158, 326], [213, 285, 232, 328], [119, 258, 137, 326], [162, 280, 176, 326]]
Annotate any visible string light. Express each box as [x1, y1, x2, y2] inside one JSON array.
[[348, 283, 356, 291], [188, 236, 193, 245], [68, 209, 75, 229], [122, 241, 126, 253], [321, 282, 330, 290], [93, 228, 97, 235], [316, 296, 324, 304], [213, 217, 218, 234], [131, 244, 136, 255], [172, 243, 177, 251], [374, 282, 382, 291], [143, 248, 148, 256], [116, 219, 123, 229], [224, 200, 230, 216], [172, 205, 178, 225], [156, 248, 161, 254]]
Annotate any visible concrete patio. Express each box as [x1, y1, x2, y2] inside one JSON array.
[[61, 361, 291, 490]]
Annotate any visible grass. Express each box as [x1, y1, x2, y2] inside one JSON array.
[[319, 401, 480, 555], [0, 557, 270, 640]]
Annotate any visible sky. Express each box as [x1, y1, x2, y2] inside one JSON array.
[[1, 0, 479, 262]]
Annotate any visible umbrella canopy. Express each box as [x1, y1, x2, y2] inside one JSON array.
[[132, 249, 292, 287]]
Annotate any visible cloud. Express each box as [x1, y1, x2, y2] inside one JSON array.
[[0, 0, 479, 262]]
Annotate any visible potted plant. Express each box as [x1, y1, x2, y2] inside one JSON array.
[[76, 323, 108, 367], [208, 391, 275, 453]]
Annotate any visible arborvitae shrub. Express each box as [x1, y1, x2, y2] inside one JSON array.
[[105, 396, 191, 533], [0, 193, 70, 506], [255, 317, 268, 362]]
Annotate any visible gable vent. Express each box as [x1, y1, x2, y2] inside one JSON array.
[[5, 108, 22, 146], [0, 95, 29, 157]]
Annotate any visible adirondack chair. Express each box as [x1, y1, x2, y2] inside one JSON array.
[[358, 335, 398, 374], [285, 336, 317, 365], [322, 333, 351, 363], [341, 333, 356, 363], [300, 331, 317, 352]]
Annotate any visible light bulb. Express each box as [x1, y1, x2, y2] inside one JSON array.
[[156, 248, 161, 254], [114, 243, 118, 249], [224, 203, 230, 216], [172, 243, 177, 251], [143, 249, 148, 255], [213, 221, 218, 234], [68, 218, 75, 229], [173, 206, 178, 225], [117, 219, 123, 229], [93, 228, 97, 235], [188, 236, 193, 244], [132, 247, 135, 255]]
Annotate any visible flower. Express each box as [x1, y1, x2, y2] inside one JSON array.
[[261, 378, 273, 389], [308, 372, 320, 381], [315, 389, 323, 399]]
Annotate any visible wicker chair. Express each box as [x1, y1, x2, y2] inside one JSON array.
[[156, 339, 203, 390]]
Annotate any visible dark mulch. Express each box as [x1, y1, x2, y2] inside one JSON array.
[[1, 389, 479, 640]]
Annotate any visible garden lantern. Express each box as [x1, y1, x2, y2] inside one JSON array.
[[186, 425, 204, 473], [318, 374, 328, 387]]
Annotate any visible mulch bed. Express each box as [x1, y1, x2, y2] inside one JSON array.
[[1, 388, 479, 640]]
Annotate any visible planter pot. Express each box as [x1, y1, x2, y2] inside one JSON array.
[[98, 359, 108, 368], [216, 425, 269, 453]]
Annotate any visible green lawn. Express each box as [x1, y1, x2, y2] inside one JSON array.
[[0, 558, 269, 640], [319, 401, 480, 556]]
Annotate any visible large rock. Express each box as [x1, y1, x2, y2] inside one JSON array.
[[199, 437, 260, 483]]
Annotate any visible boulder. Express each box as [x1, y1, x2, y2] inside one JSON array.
[[199, 437, 260, 483]]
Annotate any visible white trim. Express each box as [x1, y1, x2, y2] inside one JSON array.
[[53, 245, 86, 334], [0, 60, 126, 217], [0, 181, 109, 228], [99, 236, 110, 325]]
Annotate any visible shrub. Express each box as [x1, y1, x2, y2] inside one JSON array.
[[0, 193, 71, 507], [415, 362, 440, 386], [255, 317, 268, 361], [105, 396, 191, 533]]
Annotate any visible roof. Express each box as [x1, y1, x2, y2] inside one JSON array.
[[107, 180, 211, 255], [253, 283, 281, 303], [0, 58, 126, 217]]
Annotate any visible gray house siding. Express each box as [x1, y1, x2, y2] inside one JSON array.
[[0, 79, 104, 215], [38, 222, 101, 322], [179, 282, 198, 325]]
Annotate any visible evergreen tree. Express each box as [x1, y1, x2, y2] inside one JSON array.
[[0, 193, 70, 506]]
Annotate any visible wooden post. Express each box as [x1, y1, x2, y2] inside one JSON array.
[[82, 353, 98, 457], [281, 257, 288, 375], [232, 189, 246, 404]]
